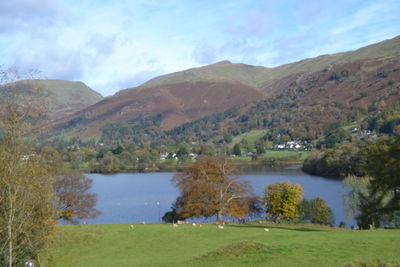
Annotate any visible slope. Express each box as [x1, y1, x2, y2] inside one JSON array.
[[0, 79, 103, 122]]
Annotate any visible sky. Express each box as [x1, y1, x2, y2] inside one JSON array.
[[0, 0, 399, 96]]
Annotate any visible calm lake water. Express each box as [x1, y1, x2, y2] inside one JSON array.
[[86, 166, 355, 226]]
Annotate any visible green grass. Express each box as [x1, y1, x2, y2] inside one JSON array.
[[40, 223, 400, 267], [231, 130, 267, 148], [262, 150, 309, 160]]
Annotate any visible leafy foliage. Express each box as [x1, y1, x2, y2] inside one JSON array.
[[299, 197, 334, 225], [263, 181, 304, 222], [343, 137, 400, 228], [0, 87, 56, 266], [54, 172, 101, 222], [302, 144, 364, 177], [172, 156, 253, 221]]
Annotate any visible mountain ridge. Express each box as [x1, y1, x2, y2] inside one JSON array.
[[45, 35, 400, 141]]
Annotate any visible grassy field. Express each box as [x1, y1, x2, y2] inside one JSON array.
[[231, 130, 267, 148], [40, 223, 400, 267], [263, 149, 309, 160]]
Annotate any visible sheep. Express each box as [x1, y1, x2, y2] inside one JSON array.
[[173, 223, 178, 228], [264, 228, 269, 232], [129, 225, 134, 229], [218, 225, 224, 229], [192, 223, 197, 227]]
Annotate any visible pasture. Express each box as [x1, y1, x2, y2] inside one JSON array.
[[41, 222, 400, 266]]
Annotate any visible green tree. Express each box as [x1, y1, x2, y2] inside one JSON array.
[[99, 151, 121, 173], [172, 156, 253, 222], [233, 143, 241, 156], [347, 137, 400, 228], [255, 141, 265, 155], [263, 181, 304, 222], [119, 151, 135, 170], [299, 197, 333, 225], [162, 197, 186, 223], [176, 142, 189, 158]]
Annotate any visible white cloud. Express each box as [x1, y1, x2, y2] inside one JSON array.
[[0, 0, 399, 96]]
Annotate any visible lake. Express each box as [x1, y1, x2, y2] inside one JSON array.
[[85, 165, 355, 226]]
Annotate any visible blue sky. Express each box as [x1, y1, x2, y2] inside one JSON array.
[[0, 0, 399, 96]]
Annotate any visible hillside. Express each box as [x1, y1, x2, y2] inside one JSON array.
[[54, 81, 265, 137], [52, 35, 400, 141], [0, 79, 103, 122], [165, 54, 400, 144]]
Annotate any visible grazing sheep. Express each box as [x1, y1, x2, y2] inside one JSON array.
[[173, 223, 178, 228], [129, 225, 134, 229], [264, 228, 269, 232], [192, 223, 197, 227], [218, 225, 224, 229], [199, 224, 202, 227]]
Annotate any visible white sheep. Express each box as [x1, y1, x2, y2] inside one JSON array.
[[192, 223, 197, 227], [264, 228, 269, 232], [173, 223, 178, 228], [129, 225, 134, 229], [218, 225, 224, 229]]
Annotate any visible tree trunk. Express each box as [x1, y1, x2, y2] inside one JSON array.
[[8, 186, 13, 267], [274, 213, 282, 223], [217, 210, 223, 223], [8, 224, 12, 267]]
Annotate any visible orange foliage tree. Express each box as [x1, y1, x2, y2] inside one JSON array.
[[172, 156, 253, 222], [263, 181, 304, 222]]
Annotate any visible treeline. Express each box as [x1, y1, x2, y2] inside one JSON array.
[[302, 144, 364, 177]]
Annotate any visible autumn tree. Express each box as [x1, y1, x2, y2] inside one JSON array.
[[54, 172, 101, 222], [0, 73, 57, 266], [172, 156, 253, 222], [263, 181, 304, 222], [40, 145, 101, 223]]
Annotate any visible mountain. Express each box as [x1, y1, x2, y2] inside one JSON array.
[[54, 81, 265, 137], [53, 35, 400, 141], [0, 79, 103, 122]]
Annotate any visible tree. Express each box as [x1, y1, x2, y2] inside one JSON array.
[[344, 137, 400, 229], [172, 156, 253, 222], [54, 172, 101, 222], [99, 151, 121, 173], [263, 181, 304, 222], [0, 75, 56, 266], [162, 197, 186, 223], [299, 197, 334, 225], [255, 141, 265, 155], [176, 142, 189, 158], [233, 143, 241, 156]]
